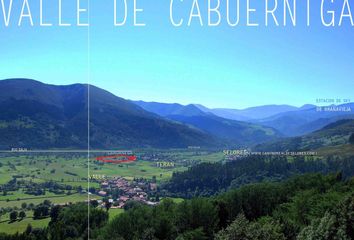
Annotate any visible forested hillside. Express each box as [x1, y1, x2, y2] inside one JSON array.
[[0, 173, 353, 240], [162, 155, 354, 198], [0, 79, 219, 149]]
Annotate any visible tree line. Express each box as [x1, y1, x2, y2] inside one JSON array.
[[0, 173, 353, 240], [162, 155, 354, 198]]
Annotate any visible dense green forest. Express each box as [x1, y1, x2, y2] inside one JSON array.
[[0, 173, 353, 240], [162, 155, 354, 198]]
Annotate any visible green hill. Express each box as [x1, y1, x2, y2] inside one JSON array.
[[0, 79, 219, 149], [254, 119, 354, 152]]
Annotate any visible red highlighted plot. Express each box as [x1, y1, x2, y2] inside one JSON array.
[[96, 154, 137, 164]]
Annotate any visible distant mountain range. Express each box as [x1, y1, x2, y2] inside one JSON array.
[[134, 101, 302, 121], [134, 100, 354, 137], [1, 78, 352, 150], [254, 119, 354, 152], [194, 104, 302, 121], [133, 101, 280, 146], [252, 104, 354, 136]]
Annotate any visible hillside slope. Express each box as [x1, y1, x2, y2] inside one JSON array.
[[254, 119, 354, 152], [134, 101, 280, 146], [254, 104, 354, 136], [0, 79, 219, 149]]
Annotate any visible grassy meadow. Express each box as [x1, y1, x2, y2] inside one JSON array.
[[0, 149, 222, 234]]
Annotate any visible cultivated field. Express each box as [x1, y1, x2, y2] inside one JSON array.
[[0, 149, 223, 234]]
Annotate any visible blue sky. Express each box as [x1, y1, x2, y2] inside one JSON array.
[[0, 0, 353, 109]]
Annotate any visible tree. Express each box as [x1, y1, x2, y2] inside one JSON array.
[[64, 225, 79, 239], [33, 207, 41, 219], [25, 224, 33, 234], [21, 202, 27, 209], [105, 202, 112, 212], [90, 200, 99, 208], [215, 214, 252, 240], [43, 200, 51, 206], [9, 211, 18, 221], [102, 205, 154, 240], [48, 203, 108, 240], [349, 133, 354, 144], [123, 200, 142, 210], [176, 228, 207, 240], [89, 187, 96, 194], [33, 205, 49, 219], [50, 205, 61, 222], [215, 214, 285, 240], [19, 211, 26, 219], [297, 194, 354, 240], [90, 208, 109, 229], [176, 198, 219, 238]]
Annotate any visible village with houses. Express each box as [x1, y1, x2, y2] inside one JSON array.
[[90, 175, 159, 210], [86, 150, 219, 210]]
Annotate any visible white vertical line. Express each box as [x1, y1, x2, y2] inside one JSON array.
[[87, 0, 91, 239]]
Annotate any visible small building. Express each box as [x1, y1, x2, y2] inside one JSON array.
[[150, 183, 157, 191], [119, 196, 129, 202], [98, 190, 107, 196]]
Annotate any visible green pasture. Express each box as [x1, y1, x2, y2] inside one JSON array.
[[0, 211, 50, 234], [108, 208, 124, 221], [0, 193, 89, 209]]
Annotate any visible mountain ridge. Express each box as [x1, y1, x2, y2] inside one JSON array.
[[0, 79, 220, 149], [254, 119, 354, 152], [133, 101, 281, 146]]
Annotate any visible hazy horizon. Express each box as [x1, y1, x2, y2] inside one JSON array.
[[1, 78, 352, 110]]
